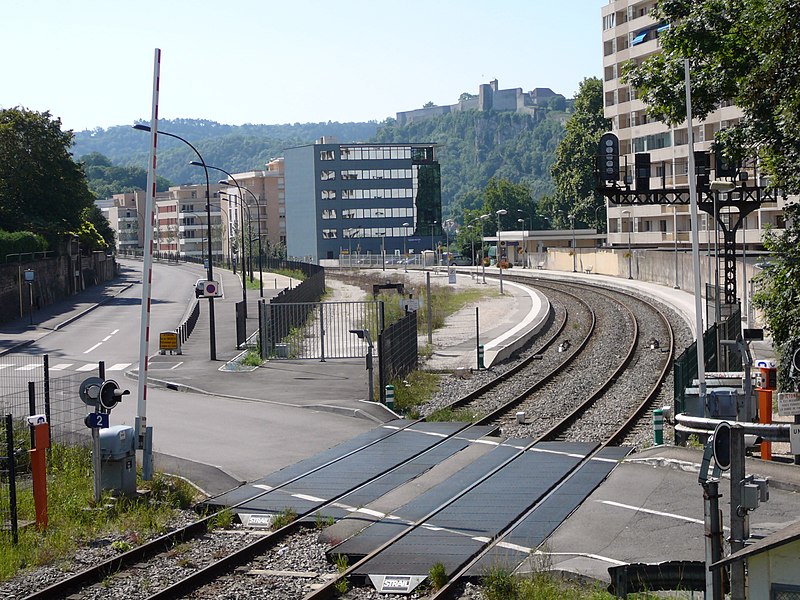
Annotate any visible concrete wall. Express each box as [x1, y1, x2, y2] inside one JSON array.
[[535, 246, 761, 323], [0, 252, 116, 324], [748, 541, 800, 597]]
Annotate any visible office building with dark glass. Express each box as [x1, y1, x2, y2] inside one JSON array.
[[284, 140, 442, 262]]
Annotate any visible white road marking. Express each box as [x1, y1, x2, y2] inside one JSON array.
[[83, 343, 102, 354], [17, 364, 41, 371], [0, 364, 14, 370], [49, 363, 73, 370], [106, 363, 131, 371], [170, 362, 184, 370], [292, 493, 325, 503], [77, 364, 98, 372], [599, 500, 705, 526]]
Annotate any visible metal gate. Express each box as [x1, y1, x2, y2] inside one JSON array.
[[259, 300, 383, 360]]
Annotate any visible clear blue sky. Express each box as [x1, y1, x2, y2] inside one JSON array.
[[3, 1, 605, 133]]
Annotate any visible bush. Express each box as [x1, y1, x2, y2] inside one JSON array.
[[0, 230, 48, 260]]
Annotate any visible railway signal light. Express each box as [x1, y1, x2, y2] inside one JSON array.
[[712, 421, 731, 472], [599, 133, 620, 182], [635, 153, 651, 192], [99, 380, 129, 411]]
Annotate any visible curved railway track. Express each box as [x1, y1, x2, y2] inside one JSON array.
[[14, 274, 680, 600]]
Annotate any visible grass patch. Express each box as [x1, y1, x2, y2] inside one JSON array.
[[426, 406, 481, 422], [240, 347, 262, 367], [270, 507, 297, 531], [0, 443, 200, 581], [390, 371, 440, 417]]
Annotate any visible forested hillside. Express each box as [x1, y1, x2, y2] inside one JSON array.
[[72, 113, 565, 216], [374, 111, 564, 217], [72, 119, 381, 184]]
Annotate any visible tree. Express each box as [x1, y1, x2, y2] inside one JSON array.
[[423, 101, 436, 108], [82, 206, 115, 248], [622, 0, 800, 382], [622, 0, 800, 193], [752, 203, 800, 390], [0, 108, 94, 238], [481, 178, 535, 231], [548, 77, 610, 230]]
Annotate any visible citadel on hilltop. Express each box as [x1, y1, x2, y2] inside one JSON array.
[[395, 79, 566, 125]]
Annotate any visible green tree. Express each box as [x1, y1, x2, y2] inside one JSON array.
[[82, 205, 115, 248], [81, 152, 171, 198], [752, 204, 800, 390], [548, 77, 609, 230], [0, 107, 94, 237], [622, 0, 800, 193], [481, 178, 535, 231]]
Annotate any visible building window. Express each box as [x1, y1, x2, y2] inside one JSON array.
[[320, 150, 335, 160], [321, 190, 336, 200], [322, 209, 337, 220], [321, 170, 335, 181], [322, 229, 337, 239]]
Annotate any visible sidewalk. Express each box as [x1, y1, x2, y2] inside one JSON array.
[[0, 270, 137, 356]]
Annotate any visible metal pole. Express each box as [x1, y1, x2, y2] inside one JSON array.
[[685, 59, 707, 410], [703, 479, 724, 600], [475, 306, 480, 370], [673, 206, 680, 289], [729, 424, 746, 599], [426, 271, 433, 345]]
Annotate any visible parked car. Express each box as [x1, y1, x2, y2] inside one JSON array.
[[449, 255, 473, 266], [194, 279, 207, 298]]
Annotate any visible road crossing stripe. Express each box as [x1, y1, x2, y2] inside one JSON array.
[[77, 364, 98, 372], [17, 364, 41, 371], [106, 363, 131, 371], [0, 364, 13, 370], [50, 364, 73, 370]]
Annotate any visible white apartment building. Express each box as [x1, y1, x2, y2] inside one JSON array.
[[600, 0, 788, 252]]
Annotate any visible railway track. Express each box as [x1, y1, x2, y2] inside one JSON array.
[[13, 275, 680, 600]]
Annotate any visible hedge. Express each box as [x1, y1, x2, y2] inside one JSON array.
[[0, 230, 49, 260]]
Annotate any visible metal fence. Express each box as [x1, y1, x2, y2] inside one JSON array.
[[1, 413, 20, 544], [378, 309, 418, 403], [673, 305, 742, 415], [259, 300, 383, 360]]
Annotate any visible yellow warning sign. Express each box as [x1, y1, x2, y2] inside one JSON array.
[[159, 331, 179, 351]]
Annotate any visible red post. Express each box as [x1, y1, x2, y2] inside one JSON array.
[[30, 423, 50, 529]]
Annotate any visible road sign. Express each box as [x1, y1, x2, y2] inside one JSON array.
[[85, 412, 110, 429], [159, 331, 179, 351], [791, 424, 800, 455], [778, 392, 800, 416], [400, 298, 419, 312], [203, 280, 221, 297]]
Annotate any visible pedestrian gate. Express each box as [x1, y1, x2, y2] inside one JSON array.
[[259, 300, 383, 360]]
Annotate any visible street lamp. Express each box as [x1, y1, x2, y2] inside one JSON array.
[[622, 209, 632, 279], [193, 163, 265, 299], [134, 124, 216, 360], [402, 222, 410, 272], [479, 214, 491, 283], [496, 209, 507, 294], [431, 220, 438, 268], [594, 204, 606, 234], [218, 190, 249, 309], [568, 213, 577, 273], [518, 218, 527, 268]]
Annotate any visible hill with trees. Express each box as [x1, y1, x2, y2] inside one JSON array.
[[72, 112, 566, 217]]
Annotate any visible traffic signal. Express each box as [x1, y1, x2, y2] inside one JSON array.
[[712, 421, 731, 471], [599, 133, 620, 182], [635, 153, 651, 191], [99, 380, 129, 411], [694, 151, 710, 191], [714, 143, 737, 178]]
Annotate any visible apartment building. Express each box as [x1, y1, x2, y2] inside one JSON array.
[[284, 139, 442, 262], [600, 0, 787, 251], [218, 158, 286, 266], [108, 190, 148, 252]]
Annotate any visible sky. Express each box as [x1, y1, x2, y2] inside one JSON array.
[[3, 1, 606, 133]]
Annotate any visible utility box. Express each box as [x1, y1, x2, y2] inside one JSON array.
[[706, 388, 739, 419], [99, 425, 137, 497]]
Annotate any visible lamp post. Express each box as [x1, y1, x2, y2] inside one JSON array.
[[218, 191, 249, 309], [568, 213, 577, 273], [431, 220, 438, 268], [622, 209, 632, 279], [134, 124, 216, 360], [193, 163, 265, 298], [496, 209, 507, 294], [479, 214, 491, 283], [402, 222, 410, 272], [517, 218, 527, 268], [594, 204, 606, 234]]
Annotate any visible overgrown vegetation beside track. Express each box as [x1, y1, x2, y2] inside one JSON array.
[[0, 443, 199, 581]]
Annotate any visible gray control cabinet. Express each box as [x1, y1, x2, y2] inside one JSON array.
[[99, 425, 137, 497]]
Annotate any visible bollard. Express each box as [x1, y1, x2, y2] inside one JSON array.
[[478, 345, 485, 370], [385, 385, 395, 411], [653, 408, 664, 445]]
